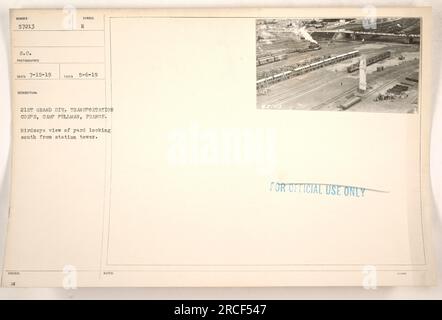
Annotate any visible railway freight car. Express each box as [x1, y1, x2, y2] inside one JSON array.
[[347, 51, 391, 73], [340, 96, 361, 110], [256, 53, 288, 66], [257, 50, 360, 89]]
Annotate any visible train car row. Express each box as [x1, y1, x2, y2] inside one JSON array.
[[257, 50, 360, 89], [347, 51, 391, 73], [256, 53, 288, 66]]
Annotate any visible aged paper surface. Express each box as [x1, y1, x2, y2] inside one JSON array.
[[1, 7, 436, 287]]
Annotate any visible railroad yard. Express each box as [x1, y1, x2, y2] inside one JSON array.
[[256, 18, 421, 113]]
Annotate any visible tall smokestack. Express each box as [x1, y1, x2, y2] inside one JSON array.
[[359, 56, 367, 92]]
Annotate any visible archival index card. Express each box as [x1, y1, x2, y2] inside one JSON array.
[[2, 7, 436, 287]]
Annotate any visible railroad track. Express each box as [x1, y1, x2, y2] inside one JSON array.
[[261, 69, 356, 108], [261, 74, 337, 105], [310, 85, 359, 110], [312, 60, 419, 110], [259, 57, 418, 110]]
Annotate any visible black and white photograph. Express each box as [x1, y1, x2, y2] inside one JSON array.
[[256, 18, 421, 113]]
